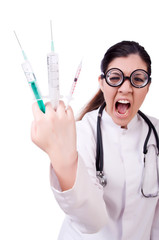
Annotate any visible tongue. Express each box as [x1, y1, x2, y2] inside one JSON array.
[[117, 103, 129, 114]]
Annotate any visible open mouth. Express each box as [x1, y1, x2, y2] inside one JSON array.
[[115, 100, 131, 115]]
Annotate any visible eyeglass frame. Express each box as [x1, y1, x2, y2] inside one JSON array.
[[101, 68, 151, 88]]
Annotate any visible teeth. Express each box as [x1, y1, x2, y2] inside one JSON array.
[[118, 100, 130, 104]]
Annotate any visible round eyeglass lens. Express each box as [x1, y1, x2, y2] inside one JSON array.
[[131, 70, 149, 87], [106, 69, 123, 86]]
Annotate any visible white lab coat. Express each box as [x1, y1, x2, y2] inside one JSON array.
[[50, 108, 159, 240]]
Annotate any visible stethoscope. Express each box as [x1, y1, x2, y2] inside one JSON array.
[[96, 102, 159, 197]]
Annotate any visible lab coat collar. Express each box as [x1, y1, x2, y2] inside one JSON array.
[[102, 109, 138, 131]]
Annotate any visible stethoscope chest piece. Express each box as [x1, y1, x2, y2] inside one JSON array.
[[96, 171, 107, 187]]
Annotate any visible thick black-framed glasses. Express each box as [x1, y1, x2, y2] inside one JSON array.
[[101, 68, 151, 88]]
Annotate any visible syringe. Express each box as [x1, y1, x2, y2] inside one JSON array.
[[14, 31, 45, 113], [47, 21, 60, 110], [65, 60, 82, 109]]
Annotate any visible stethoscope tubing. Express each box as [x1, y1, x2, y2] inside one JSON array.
[[138, 110, 159, 154], [96, 102, 159, 193]]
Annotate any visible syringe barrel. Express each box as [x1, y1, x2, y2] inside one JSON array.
[[21, 61, 45, 113], [47, 52, 60, 109], [21, 61, 37, 83]]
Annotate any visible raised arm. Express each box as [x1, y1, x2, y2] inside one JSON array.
[[31, 101, 78, 191], [31, 102, 108, 233]]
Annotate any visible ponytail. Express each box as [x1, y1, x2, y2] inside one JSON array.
[[77, 89, 104, 120]]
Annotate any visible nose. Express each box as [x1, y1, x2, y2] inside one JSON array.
[[118, 79, 133, 94]]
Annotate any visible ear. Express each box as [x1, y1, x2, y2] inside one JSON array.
[[98, 75, 104, 92]]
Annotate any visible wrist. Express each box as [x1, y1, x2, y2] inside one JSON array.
[[49, 147, 77, 166], [50, 151, 78, 191]]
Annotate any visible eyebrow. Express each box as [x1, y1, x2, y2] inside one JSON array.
[[110, 71, 121, 76], [133, 73, 142, 76]]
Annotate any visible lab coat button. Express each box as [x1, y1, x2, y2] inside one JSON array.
[[122, 130, 126, 135]]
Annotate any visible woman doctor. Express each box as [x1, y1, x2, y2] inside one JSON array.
[[31, 41, 159, 240]]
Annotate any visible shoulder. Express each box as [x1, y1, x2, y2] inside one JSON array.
[[76, 110, 99, 159], [75, 109, 100, 145], [76, 109, 98, 133], [147, 115, 159, 133], [138, 111, 159, 132], [142, 113, 159, 126]]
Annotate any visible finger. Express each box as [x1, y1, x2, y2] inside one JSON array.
[[45, 102, 55, 113], [32, 102, 44, 121], [66, 105, 75, 119], [56, 100, 66, 115], [45, 102, 53, 108], [58, 100, 66, 108], [45, 102, 56, 118]]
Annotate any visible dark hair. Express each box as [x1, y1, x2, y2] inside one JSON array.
[[78, 40, 151, 120], [101, 40, 151, 75]]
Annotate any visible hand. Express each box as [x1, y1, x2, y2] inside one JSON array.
[[31, 101, 78, 171]]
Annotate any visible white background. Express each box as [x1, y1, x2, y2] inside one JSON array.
[[1, 0, 159, 239]]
